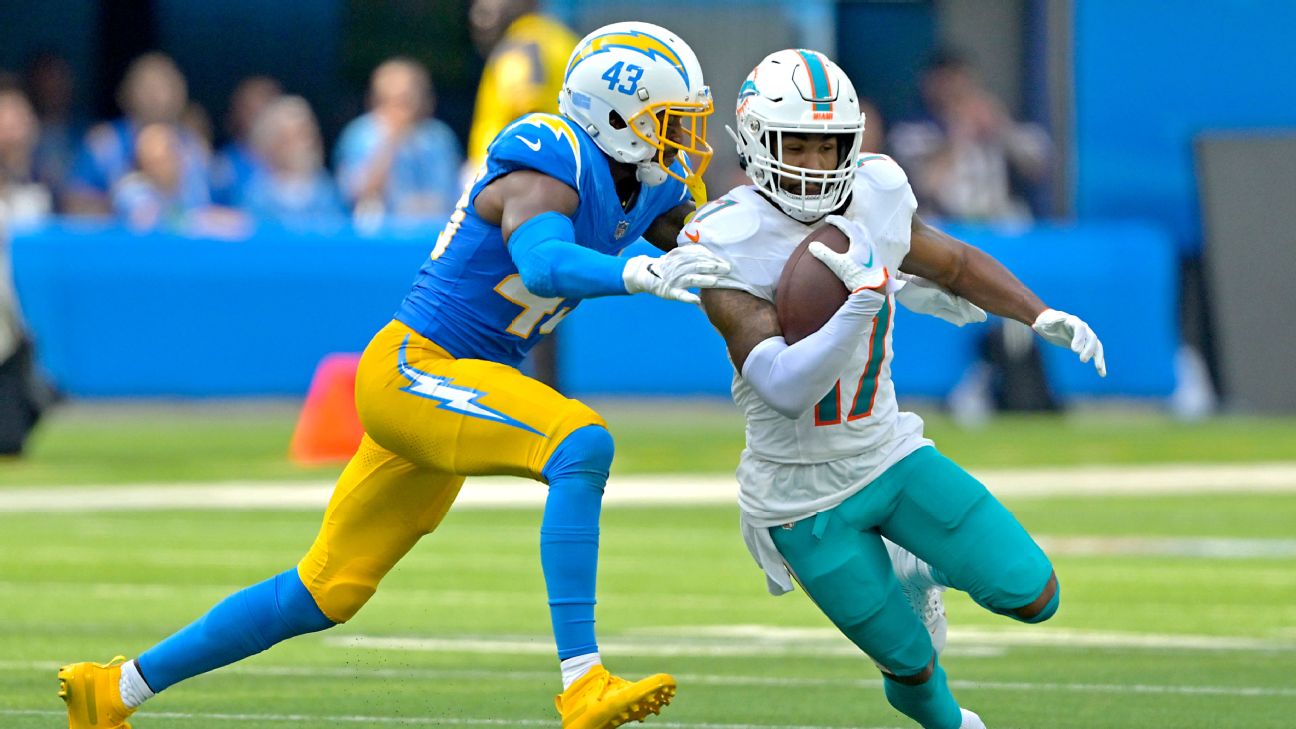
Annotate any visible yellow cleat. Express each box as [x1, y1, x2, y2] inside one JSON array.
[[57, 656, 136, 729], [554, 665, 676, 729]]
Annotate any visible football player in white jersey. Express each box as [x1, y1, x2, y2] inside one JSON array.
[[682, 49, 1107, 729]]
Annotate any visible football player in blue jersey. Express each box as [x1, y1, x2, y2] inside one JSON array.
[[58, 21, 727, 729]]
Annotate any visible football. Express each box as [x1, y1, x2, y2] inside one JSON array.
[[775, 222, 851, 344]]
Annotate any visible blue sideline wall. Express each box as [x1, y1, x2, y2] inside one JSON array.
[[12, 221, 1175, 399], [1074, 0, 1296, 254]]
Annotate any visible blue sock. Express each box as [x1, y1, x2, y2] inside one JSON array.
[[882, 658, 963, 729], [540, 425, 613, 660], [136, 567, 335, 692]]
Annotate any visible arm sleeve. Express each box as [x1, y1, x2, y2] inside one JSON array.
[[893, 272, 987, 326], [739, 290, 883, 419], [508, 211, 630, 299]]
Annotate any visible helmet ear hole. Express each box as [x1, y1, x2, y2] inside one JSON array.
[[561, 21, 714, 180]]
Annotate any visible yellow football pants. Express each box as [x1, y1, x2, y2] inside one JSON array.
[[298, 320, 606, 622]]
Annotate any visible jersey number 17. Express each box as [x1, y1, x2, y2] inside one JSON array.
[[815, 297, 893, 426]]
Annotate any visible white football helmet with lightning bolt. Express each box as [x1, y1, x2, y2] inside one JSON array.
[[559, 21, 713, 190]]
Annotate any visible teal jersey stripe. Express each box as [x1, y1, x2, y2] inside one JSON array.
[[691, 198, 736, 223], [849, 296, 893, 419], [815, 381, 842, 425]]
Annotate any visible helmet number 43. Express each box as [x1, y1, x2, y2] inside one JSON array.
[[601, 62, 645, 96]]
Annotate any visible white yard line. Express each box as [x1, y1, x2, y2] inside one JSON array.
[[632, 624, 1296, 653], [322, 634, 1005, 660], [1035, 535, 1296, 559], [2, 462, 1295, 513], [325, 623, 1295, 658], [8, 656, 1295, 700]]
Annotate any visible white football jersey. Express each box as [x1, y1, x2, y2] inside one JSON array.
[[683, 155, 933, 529]]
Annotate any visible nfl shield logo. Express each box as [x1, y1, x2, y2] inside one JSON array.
[[614, 220, 629, 239]]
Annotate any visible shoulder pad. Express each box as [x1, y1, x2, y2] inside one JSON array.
[[488, 113, 582, 190], [855, 154, 909, 192], [678, 192, 761, 248]]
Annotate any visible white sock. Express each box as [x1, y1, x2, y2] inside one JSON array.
[[118, 659, 155, 709], [560, 652, 602, 690], [960, 708, 987, 729]]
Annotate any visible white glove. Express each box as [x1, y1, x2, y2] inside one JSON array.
[[894, 273, 987, 326], [809, 216, 887, 292], [623, 244, 731, 305], [1032, 308, 1107, 377]]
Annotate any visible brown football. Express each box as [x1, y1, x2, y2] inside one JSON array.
[[776, 222, 851, 344]]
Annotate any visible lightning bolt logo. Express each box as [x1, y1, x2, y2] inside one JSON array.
[[504, 114, 582, 182], [396, 337, 546, 437], [566, 30, 689, 86]]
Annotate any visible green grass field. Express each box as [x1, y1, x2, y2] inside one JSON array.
[[1, 404, 1295, 728], [5, 400, 1296, 485]]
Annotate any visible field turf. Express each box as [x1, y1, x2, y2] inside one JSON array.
[[1, 403, 1294, 728], [3, 400, 1296, 485]]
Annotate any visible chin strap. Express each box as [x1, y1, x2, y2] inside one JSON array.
[[635, 160, 668, 186], [634, 158, 709, 222]]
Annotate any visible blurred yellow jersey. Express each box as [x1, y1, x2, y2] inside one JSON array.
[[467, 13, 579, 168]]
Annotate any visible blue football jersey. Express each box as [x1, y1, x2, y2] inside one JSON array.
[[394, 113, 693, 367]]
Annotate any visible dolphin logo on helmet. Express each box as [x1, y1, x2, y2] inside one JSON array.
[[727, 49, 865, 223]]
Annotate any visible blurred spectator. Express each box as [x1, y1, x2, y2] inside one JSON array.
[[890, 52, 1057, 422], [181, 101, 215, 155], [64, 53, 209, 216], [241, 96, 345, 227], [0, 216, 54, 455], [889, 51, 1050, 223], [112, 123, 194, 231], [859, 97, 885, 154], [0, 85, 53, 228], [23, 51, 83, 201], [465, 0, 578, 170], [210, 76, 281, 207], [334, 58, 461, 226]]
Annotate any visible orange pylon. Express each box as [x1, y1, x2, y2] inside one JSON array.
[[289, 353, 364, 465]]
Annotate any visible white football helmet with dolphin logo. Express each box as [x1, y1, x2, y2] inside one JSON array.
[[559, 21, 713, 191], [728, 49, 865, 222]]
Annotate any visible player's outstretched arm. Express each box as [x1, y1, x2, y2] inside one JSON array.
[[700, 284, 883, 419], [893, 272, 987, 327], [478, 171, 728, 303], [901, 215, 1106, 376]]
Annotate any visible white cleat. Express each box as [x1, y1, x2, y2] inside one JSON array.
[[886, 540, 948, 654], [959, 708, 987, 728]]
